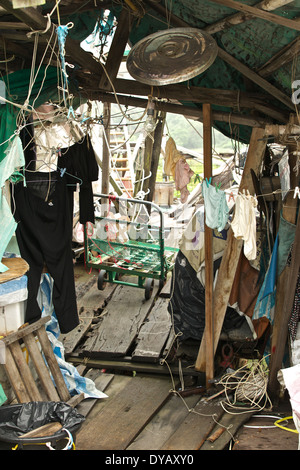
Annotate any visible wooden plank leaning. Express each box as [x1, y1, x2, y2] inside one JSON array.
[[195, 127, 267, 372]]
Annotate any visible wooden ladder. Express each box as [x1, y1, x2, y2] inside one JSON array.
[[110, 125, 134, 196], [1, 316, 83, 406]]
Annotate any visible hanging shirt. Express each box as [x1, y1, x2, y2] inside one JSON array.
[[231, 192, 258, 260], [202, 181, 229, 232], [59, 134, 99, 224]]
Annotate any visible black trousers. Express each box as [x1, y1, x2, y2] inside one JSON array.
[[13, 172, 79, 334]]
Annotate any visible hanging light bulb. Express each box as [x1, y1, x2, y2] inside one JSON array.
[[144, 98, 157, 134]]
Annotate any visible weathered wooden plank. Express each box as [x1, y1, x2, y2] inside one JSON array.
[[127, 393, 202, 450], [132, 297, 172, 362], [3, 346, 30, 403], [159, 276, 172, 298], [61, 273, 117, 355], [200, 409, 254, 450], [82, 284, 158, 357], [195, 127, 267, 372], [8, 341, 42, 402], [203, 103, 214, 387], [161, 398, 225, 450], [75, 375, 171, 450], [23, 332, 60, 402], [36, 326, 71, 402]]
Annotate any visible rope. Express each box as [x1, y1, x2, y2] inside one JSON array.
[[216, 357, 273, 415]]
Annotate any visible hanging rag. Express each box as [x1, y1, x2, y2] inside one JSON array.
[[202, 181, 229, 232], [231, 192, 258, 260], [0, 136, 25, 272], [164, 136, 182, 178], [174, 158, 194, 203]]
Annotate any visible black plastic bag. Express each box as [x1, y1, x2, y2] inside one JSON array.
[[0, 401, 85, 443], [168, 251, 244, 342]]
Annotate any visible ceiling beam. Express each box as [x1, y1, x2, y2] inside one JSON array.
[[204, 0, 295, 34], [84, 88, 270, 127], [98, 8, 134, 90], [0, 0, 105, 77], [143, 0, 294, 110], [112, 77, 288, 121], [206, 0, 300, 31], [217, 48, 294, 110], [257, 34, 300, 77]]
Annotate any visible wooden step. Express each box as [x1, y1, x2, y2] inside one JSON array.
[[112, 157, 128, 162]]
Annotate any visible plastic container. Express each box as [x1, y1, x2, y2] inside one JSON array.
[[0, 275, 27, 335], [0, 401, 85, 450]]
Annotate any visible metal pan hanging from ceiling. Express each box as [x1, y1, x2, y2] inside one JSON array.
[[126, 27, 218, 86]]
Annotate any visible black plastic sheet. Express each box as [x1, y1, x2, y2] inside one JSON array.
[[0, 401, 85, 443], [168, 251, 244, 342]]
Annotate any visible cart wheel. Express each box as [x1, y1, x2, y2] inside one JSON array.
[[98, 270, 107, 290], [145, 278, 154, 300]]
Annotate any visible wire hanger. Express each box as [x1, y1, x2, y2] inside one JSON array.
[[23, 159, 83, 186]]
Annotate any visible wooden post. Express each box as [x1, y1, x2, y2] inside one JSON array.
[[101, 102, 111, 196], [147, 111, 166, 202], [195, 127, 267, 372], [268, 150, 299, 400], [203, 103, 214, 387]]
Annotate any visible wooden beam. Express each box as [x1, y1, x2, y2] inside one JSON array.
[[195, 127, 267, 372], [147, 111, 166, 202], [143, 0, 294, 110], [268, 150, 299, 400], [98, 8, 133, 90], [218, 48, 294, 110], [101, 102, 111, 195], [203, 103, 214, 387], [257, 35, 300, 77], [206, 0, 300, 31], [0, 0, 104, 76], [85, 90, 271, 127], [204, 0, 295, 34]]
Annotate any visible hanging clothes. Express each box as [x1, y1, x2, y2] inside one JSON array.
[[202, 180, 229, 232], [58, 134, 99, 224], [164, 136, 182, 178], [287, 244, 300, 341], [231, 191, 258, 260], [12, 171, 79, 334], [0, 135, 25, 272], [174, 158, 194, 203]]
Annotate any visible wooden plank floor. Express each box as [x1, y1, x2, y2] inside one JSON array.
[[64, 263, 298, 451]]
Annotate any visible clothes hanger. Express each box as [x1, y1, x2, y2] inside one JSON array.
[[23, 160, 83, 186]]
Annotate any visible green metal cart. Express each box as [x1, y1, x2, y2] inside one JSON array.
[[83, 194, 178, 299]]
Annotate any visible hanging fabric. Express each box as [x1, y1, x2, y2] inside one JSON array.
[[231, 191, 258, 261], [202, 179, 229, 233], [58, 134, 99, 224], [0, 135, 25, 272]]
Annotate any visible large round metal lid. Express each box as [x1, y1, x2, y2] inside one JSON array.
[[126, 28, 218, 86]]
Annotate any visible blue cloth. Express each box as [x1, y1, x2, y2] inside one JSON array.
[[202, 181, 229, 232]]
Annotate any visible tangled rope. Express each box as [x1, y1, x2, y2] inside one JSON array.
[[216, 357, 273, 415]]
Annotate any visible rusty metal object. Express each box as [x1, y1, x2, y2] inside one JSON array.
[[126, 27, 218, 85]]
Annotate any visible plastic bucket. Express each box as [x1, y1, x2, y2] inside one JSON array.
[[0, 401, 85, 450]]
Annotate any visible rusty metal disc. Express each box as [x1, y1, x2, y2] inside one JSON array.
[[126, 27, 218, 85]]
